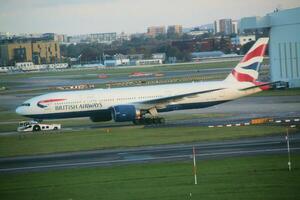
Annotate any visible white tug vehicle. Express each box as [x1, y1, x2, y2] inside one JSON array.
[[17, 121, 61, 132]]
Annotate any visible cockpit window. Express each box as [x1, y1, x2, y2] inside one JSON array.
[[21, 103, 30, 106]]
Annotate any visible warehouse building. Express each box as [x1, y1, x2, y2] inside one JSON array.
[[240, 7, 300, 88], [0, 39, 60, 66]]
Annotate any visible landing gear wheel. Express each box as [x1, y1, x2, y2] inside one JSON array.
[[33, 125, 41, 132], [133, 119, 141, 125], [153, 118, 160, 124], [145, 118, 153, 125], [133, 117, 165, 125], [158, 117, 165, 124]]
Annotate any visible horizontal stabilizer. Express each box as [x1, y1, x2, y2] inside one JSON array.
[[239, 81, 281, 91]]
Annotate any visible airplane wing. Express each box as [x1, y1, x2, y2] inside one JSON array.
[[138, 88, 225, 107]]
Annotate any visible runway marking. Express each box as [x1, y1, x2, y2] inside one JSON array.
[[208, 121, 254, 128], [1, 147, 299, 173]]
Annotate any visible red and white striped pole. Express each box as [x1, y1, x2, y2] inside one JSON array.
[[286, 128, 292, 171], [193, 146, 198, 185]]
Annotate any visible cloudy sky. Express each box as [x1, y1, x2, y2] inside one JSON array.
[[0, 0, 300, 35]]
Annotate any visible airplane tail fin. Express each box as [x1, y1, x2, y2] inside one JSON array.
[[225, 37, 269, 83]]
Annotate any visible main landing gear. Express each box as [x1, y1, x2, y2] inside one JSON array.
[[133, 117, 165, 125]]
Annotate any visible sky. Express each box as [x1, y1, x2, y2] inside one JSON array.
[[0, 0, 300, 35]]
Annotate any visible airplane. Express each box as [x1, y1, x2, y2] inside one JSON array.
[[16, 37, 273, 126]]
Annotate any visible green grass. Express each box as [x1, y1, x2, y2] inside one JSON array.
[[0, 61, 238, 81], [0, 155, 299, 200], [0, 110, 28, 132], [0, 111, 27, 122], [0, 125, 296, 157]]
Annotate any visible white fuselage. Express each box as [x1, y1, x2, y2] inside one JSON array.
[[16, 80, 261, 120]]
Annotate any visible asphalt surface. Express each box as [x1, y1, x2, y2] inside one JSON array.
[[0, 133, 299, 173]]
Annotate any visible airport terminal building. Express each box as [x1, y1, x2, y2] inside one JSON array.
[[240, 7, 300, 88]]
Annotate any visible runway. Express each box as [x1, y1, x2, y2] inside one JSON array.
[[1, 133, 299, 173]]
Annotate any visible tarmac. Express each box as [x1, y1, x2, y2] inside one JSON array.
[[0, 133, 299, 173]]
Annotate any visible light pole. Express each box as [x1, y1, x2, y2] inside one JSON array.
[[192, 147, 198, 185], [286, 128, 291, 171]]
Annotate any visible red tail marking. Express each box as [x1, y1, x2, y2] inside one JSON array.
[[254, 81, 271, 91], [232, 69, 255, 82], [241, 44, 267, 63]]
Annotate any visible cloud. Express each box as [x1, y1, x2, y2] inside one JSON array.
[[0, 0, 299, 34]]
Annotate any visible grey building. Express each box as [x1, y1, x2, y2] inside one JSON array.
[[240, 7, 300, 88], [191, 51, 224, 61], [214, 19, 233, 35]]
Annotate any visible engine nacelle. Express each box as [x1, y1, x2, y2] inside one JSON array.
[[111, 105, 139, 122], [90, 110, 112, 122]]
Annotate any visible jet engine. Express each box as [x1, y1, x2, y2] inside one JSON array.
[[111, 105, 140, 122], [89, 110, 112, 122]]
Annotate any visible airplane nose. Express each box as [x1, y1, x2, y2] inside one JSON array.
[[16, 106, 25, 115]]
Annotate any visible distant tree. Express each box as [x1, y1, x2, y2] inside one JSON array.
[[60, 44, 82, 58], [219, 36, 231, 54], [240, 41, 255, 55], [155, 34, 167, 41], [178, 50, 192, 62], [181, 33, 194, 40], [128, 47, 136, 55]]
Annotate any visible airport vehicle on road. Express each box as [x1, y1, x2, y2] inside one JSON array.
[[17, 121, 61, 132], [16, 38, 274, 125], [129, 72, 153, 77]]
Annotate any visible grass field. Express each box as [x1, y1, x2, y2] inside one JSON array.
[[0, 155, 299, 200], [0, 61, 239, 82], [0, 125, 296, 157]]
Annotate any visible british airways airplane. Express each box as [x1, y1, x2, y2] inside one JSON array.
[[16, 38, 272, 125]]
